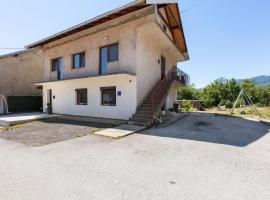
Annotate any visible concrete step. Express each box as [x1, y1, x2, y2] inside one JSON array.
[[136, 110, 153, 114], [140, 103, 160, 107], [138, 106, 153, 111], [131, 117, 153, 124], [132, 113, 153, 120], [129, 120, 152, 127], [93, 124, 146, 138]]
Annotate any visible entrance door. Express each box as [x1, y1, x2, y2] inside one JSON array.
[[47, 89, 52, 111], [161, 56, 166, 79], [100, 47, 108, 75]]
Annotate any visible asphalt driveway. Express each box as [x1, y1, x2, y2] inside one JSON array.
[[143, 113, 270, 147], [0, 118, 112, 146], [0, 113, 269, 200]]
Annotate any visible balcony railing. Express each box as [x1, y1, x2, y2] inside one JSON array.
[[172, 66, 190, 85]]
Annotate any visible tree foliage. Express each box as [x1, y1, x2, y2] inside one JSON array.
[[177, 78, 270, 108]]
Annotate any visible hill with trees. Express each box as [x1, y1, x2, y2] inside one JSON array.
[[237, 75, 270, 87]]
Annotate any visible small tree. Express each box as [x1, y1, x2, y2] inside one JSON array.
[[177, 84, 196, 100], [181, 100, 193, 111]]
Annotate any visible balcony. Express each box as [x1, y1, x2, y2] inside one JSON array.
[[171, 66, 190, 85]]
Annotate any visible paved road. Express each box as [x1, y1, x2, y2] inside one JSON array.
[[0, 113, 269, 200]]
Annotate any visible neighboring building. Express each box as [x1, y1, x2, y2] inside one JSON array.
[[0, 48, 43, 96], [28, 0, 190, 126], [0, 48, 43, 113]]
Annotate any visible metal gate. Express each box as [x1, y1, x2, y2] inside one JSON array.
[[7, 96, 42, 113]]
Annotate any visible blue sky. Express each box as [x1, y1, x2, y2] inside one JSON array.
[[0, 0, 269, 87]]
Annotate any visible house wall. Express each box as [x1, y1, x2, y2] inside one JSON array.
[[136, 22, 180, 105], [0, 49, 43, 96], [156, 8, 174, 41], [42, 74, 137, 120], [43, 15, 155, 82], [39, 6, 185, 119], [166, 82, 178, 110]]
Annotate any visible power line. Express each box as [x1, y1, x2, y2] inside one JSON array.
[[181, 0, 208, 14]]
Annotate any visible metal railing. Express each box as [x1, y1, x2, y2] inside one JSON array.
[[174, 67, 190, 85], [151, 66, 190, 114]]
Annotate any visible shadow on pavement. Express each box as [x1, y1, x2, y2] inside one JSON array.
[[141, 112, 270, 147]]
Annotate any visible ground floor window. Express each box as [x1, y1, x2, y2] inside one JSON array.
[[100, 87, 116, 106], [76, 89, 87, 105]]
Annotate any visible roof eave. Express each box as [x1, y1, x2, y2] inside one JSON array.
[[26, 0, 146, 49]]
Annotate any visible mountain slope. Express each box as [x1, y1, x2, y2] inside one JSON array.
[[237, 75, 270, 86]]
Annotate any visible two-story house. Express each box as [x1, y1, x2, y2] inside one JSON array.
[[28, 0, 189, 126]]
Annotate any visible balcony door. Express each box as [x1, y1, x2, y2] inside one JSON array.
[[52, 57, 63, 80], [99, 43, 119, 75], [161, 56, 166, 79], [100, 47, 108, 75]]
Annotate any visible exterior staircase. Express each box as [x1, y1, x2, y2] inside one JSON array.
[[130, 66, 189, 127]]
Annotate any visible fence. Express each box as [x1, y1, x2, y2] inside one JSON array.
[[7, 96, 42, 113]]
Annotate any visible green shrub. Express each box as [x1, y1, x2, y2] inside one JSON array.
[[181, 100, 193, 111], [225, 100, 233, 108], [218, 100, 233, 108], [218, 100, 226, 107]]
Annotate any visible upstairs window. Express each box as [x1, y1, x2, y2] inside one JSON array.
[[107, 43, 119, 62], [51, 57, 62, 72], [76, 88, 88, 105], [100, 87, 116, 106], [99, 43, 119, 75], [72, 52, 85, 68]]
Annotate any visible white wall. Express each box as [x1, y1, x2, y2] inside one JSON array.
[[136, 22, 180, 105], [42, 74, 137, 120], [43, 15, 154, 82], [166, 82, 178, 110]]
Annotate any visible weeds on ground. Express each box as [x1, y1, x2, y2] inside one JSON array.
[[0, 124, 26, 133], [205, 107, 270, 120]]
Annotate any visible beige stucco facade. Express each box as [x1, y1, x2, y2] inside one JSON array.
[[42, 74, 137, 120], [37, 5, 186, 120], [0, 48, 43, 96]]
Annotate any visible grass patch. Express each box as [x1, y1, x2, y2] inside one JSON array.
[[204, 107, 270, 120], [0, 123, 26, 133]]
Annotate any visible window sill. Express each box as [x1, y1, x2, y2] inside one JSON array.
[[76, 103, 88, 106], [101, 104, 116, 106], [72, 66, 85, 69], [107, 60, 118, 63]]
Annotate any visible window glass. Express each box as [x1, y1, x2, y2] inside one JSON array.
[[74, 54, 80, 68], [73, 52, 85, 68], [100, 47, 108, 75], [76, 89, 87, 105], [81, 53, 85, 67], [51, 57, 63, 80], [51, 58, 61, 72], [101, 87, 116, 106], [108, 44, 119, 62], [59, 58, 63, 80]]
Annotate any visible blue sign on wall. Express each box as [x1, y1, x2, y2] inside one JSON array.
[[117, 91, 122, 96]]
